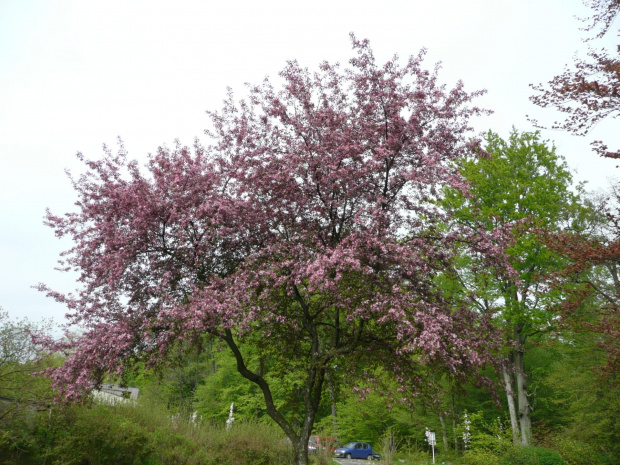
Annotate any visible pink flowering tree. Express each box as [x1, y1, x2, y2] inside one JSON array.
[[37, 37, 511, 465]]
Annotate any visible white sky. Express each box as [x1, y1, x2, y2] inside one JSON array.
[[1, 0, 619, 327]]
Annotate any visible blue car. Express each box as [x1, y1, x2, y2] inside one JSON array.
[[333, 441, 378, 460]]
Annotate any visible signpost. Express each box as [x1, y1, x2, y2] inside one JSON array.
[[425, 429, 436, 464]]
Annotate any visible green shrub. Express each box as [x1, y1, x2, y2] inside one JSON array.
[[500, 446, 567, 465], [204, 420, 292, 465], [500, 447, 539, 465], [149, 430, 208, 465], [534, 446, 569, 465], [1, 397, 294, 465], [462, 412, 511, 456], [49, 404, 153, 465], [551, 438, 600, 465], [464, 449, 502, 465], [398, 444, 429, 465]]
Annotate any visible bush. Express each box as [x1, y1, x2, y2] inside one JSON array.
[[2, 400, 293, 465], [49, 404, 154, 465], [0, 393, 297, 465], [533, 447, 569, 465], [499, 447, 539, 465], [464, 449, 502, 465], [204, 420, 292, 465], [500, 446, 567, 465], [461, 412, 511, 456], [551, 438, 600, 465], [149, 430, 208, 465]]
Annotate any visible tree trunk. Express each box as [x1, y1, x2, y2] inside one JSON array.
[[451, 393, 458, 450], [326, 368, 339, 438], [514, 327, 532, 446], [439, 412, 449, 452], [452, 415, 458, 451], [502, 363, 520, 445], [223, 330, 319, 465], [292, 437, 311, 465]]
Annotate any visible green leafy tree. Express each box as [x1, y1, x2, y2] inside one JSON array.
[[527, 326, 619, 461], [0, 309, 55, 459], [443, 129, 585, 446]]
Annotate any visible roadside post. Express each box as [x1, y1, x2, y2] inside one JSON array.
[[425, 429, 436, 464]]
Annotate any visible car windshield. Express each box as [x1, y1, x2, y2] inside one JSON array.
[[342, 442, 356, 449], [309, 437, 318, 444]]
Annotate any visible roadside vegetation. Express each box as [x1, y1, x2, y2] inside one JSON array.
[[0, 313, 617, 464]]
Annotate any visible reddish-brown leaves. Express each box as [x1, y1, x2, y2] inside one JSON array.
[[530, 1, 620, 158]]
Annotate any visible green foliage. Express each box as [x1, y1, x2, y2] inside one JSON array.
[[125, 338, 218, 417], [500, 446, 568, 465], [399, 445, 432, 465], [0, 309, 56, 461], [463, 449, 503, 465], [193, 345, 268, 423], [441, 128, 591, 448], [524, 330, 619, 459], [447, 129, 580, 229], [459, 411, 511, 455], [320, 385, 422, 447], [443, 128, 585, 320], [49, 404, 154, 465], [379, 427, 401, 465], [325, 389, 387, 445], [531, 447, 569, 465], [551, 438, 601, 465], [204, 421, 292, 465], [148, 430, 207, 465], [0, 322, 616, 465], [499, 447, 539, 465], [0, 399, 292, 465]]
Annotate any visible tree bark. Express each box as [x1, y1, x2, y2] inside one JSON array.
[[326, 368, 339, 438], [514, 326, 532, 446], [502, 363, 520, 445], [292, 436, 311, 465], [439, 411, 449, 452], [451, 393, 458, 450]]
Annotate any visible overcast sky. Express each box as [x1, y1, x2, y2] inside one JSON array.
[[1, 0, 619, 328]]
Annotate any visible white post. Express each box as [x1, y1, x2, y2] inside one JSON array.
[[226, 402, 235, 430], [425, 429, 436, 464]]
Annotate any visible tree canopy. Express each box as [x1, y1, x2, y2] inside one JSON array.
[[443, 129, 585, 446], [37, 37, 513, 464]]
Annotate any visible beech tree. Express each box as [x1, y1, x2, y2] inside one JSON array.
[[37, 38, 512, 465], [442, 129, 584, 446]]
